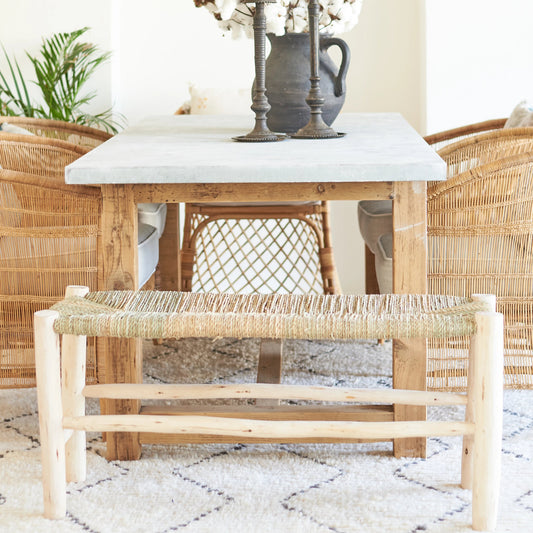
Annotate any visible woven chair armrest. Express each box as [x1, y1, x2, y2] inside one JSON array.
[[424, 118, 506, 146]]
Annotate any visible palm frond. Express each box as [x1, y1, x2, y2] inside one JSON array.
[[1, 27, 123, 132]]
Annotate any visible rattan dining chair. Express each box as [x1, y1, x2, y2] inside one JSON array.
[[426, 152, 533, 390], [360, 120, 509, 295], [359, 127, 533, 390], [0, 134, 162, 388], [181, 201, 340, 295], [0, 116, 112, 148], [0, 168, 100, 387], [34, 287, 503, 531]]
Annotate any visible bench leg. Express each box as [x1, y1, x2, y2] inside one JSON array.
[[35, 309, 66, 519], [62, 286, 90, 483], [472, 310, 503, 531], [462, 294, 496, 490]]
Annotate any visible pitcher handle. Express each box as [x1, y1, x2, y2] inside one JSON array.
[[321, 37, 351, 97]]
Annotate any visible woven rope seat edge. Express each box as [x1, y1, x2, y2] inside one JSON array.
[[50, 291, 491, 340]]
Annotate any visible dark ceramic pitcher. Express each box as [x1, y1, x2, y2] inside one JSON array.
[[264, 32, 351, 134]]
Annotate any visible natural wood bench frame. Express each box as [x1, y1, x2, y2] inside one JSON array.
[[34, 286, 503, 530]]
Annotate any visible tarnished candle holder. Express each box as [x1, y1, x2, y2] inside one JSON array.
[[292, 0, 344, 139], [234, 0, 286, 142]]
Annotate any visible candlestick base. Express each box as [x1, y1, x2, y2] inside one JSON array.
[[291, 116, 345, 139], [233, 132, 287, 142]]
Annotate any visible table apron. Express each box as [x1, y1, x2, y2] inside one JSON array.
[[129, 181, 396, 203]]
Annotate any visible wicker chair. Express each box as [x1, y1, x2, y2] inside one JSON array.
[[0, 168, 100, 387], [181, 201, 340, 295], [359, 126, 533, 390], [426, 153, 533, 390], [0, 134, 161, 388], [0, 116, 112, 148]]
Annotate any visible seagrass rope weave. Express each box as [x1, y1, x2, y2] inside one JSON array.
[[50, 291, 490, 341], [426, 152, 533, 390], [181, 201, 340, 295], [0, 116, 112, 149]]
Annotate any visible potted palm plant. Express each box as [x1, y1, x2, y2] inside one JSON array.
[[0, 27, 123, 133]]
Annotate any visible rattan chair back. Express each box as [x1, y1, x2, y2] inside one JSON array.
[[181, 201, 341, 295], [0, 133, 89, 179], [0, 116, 112, 148], [0, 169, 100, 388], [437, 127, 533, 178], [427, 152, 533, 390]]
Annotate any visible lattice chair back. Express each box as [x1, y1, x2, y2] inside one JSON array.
[[427, 152, 533, 390], [181, 201, 340, 295], [0, 169, 100, 388], [0, 116, 112, 149]]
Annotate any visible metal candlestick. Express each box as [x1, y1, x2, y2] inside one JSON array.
[[234, 0, 286, 142], [292, 0, 344, 139]]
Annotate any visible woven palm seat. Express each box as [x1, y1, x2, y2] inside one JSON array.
[[50, 291, 490, 341], [35, 287, 503, 531]]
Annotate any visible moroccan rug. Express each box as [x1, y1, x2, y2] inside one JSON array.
[[1, 338, 532, 533]]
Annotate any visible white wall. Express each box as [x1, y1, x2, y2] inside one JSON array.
[[424, 0, 533, 133], [3, 1, 531, 293]]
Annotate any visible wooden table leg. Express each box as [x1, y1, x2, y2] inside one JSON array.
[[392, 181, 427, 458], [99, 185, 142, 460], [256, 339, 283, 407]]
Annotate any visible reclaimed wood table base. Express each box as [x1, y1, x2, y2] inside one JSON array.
[[65, 114, 446, 460]]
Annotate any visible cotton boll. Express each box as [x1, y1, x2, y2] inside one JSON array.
[[215, 0, 239, 21], [266, 4, 289, 36], [290, 6, 309, 33]]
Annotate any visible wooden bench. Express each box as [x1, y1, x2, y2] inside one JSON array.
[[34, 287, 503, 530]]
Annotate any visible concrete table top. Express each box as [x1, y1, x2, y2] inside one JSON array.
[[65, 113, 446, 185]]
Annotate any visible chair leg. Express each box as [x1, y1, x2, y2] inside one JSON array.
[[62, 285, 89, 483], [471, 310, 504, 532], [34, 309, 66, 519]]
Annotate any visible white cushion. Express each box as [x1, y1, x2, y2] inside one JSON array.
[[138, 223, 159, 287], [374, 232, 393, 294], [137, 203, 167, 238], [357, 200, 393, 255], [504, 100, 533, 128], [187, 86, 250, 115], [0, 122, 34, 135]]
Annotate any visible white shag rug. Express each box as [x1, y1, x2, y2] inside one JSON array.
[[1, 338, 532, 533]]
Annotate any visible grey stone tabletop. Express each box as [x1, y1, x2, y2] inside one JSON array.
[[65, 113, 446, 185]]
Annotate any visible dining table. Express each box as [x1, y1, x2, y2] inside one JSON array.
[[65, 113, 447, 461]]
